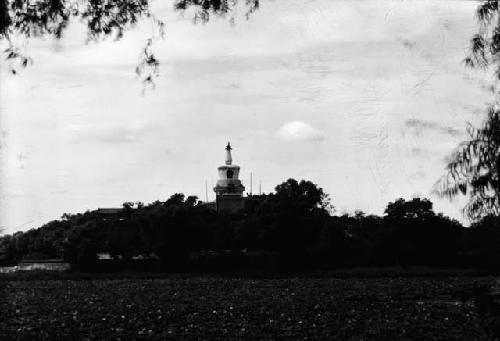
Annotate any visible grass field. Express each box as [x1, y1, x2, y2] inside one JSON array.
[[0, 276, 494, 340]]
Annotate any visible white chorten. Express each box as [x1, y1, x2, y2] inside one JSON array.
[[214, 142, 245, 213]]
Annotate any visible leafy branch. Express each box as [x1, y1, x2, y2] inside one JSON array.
[[0, 0, 259, 88]]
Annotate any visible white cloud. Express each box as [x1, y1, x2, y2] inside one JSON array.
[[276, 121, 326, 141]]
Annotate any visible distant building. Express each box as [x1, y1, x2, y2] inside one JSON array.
[[214, 142, 245, 213], [17, 259, 71, 272], [200, 201, 217, 211], [97, 252, 114, 260], [96, 208, 125, 220]]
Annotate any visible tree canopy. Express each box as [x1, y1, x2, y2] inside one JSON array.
[[384, 198, 434, 221], [1, 178, 492, 271]]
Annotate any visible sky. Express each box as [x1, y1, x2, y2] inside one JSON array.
[[0, 0, 494, 234]]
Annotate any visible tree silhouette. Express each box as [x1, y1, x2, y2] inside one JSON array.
[[274, 178, 334, 213], [435, 0, 500, 220], [175, 0, 259, 24], [0, 180, 478, 270], [239, 179, 338, 268], [378, 198, 462, 265], [384, 198, 434, 220], [165, 193, 185, 206], [0, 0, 259, 87], [435, 108, 500, 220], [1, 0, 164, 85]]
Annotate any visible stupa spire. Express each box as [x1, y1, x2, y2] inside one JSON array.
[[225, 142, 232, 165]]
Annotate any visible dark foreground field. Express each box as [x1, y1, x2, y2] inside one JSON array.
[[0, 276, 494, 340]]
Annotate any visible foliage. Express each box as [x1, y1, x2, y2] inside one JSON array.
[[0, 0, 259, 87], [237, 179, 340, 268], [0, 0, 164, 86], [2, 178, 497, 271], [384, 197, 434, 220], [465, 0, 500, 75], [175, 0, 259, 24], [435, 108, 500, 220], [337, 199, 464, 267], [435, 0, 500, 220]]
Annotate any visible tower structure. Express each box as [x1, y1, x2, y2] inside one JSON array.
[[214, 142, 245, 213]]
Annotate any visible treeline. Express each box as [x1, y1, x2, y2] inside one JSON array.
[[1, 178, 500, 271]]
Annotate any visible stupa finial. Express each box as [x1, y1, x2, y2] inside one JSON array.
[[225, 142, 232, 165]]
